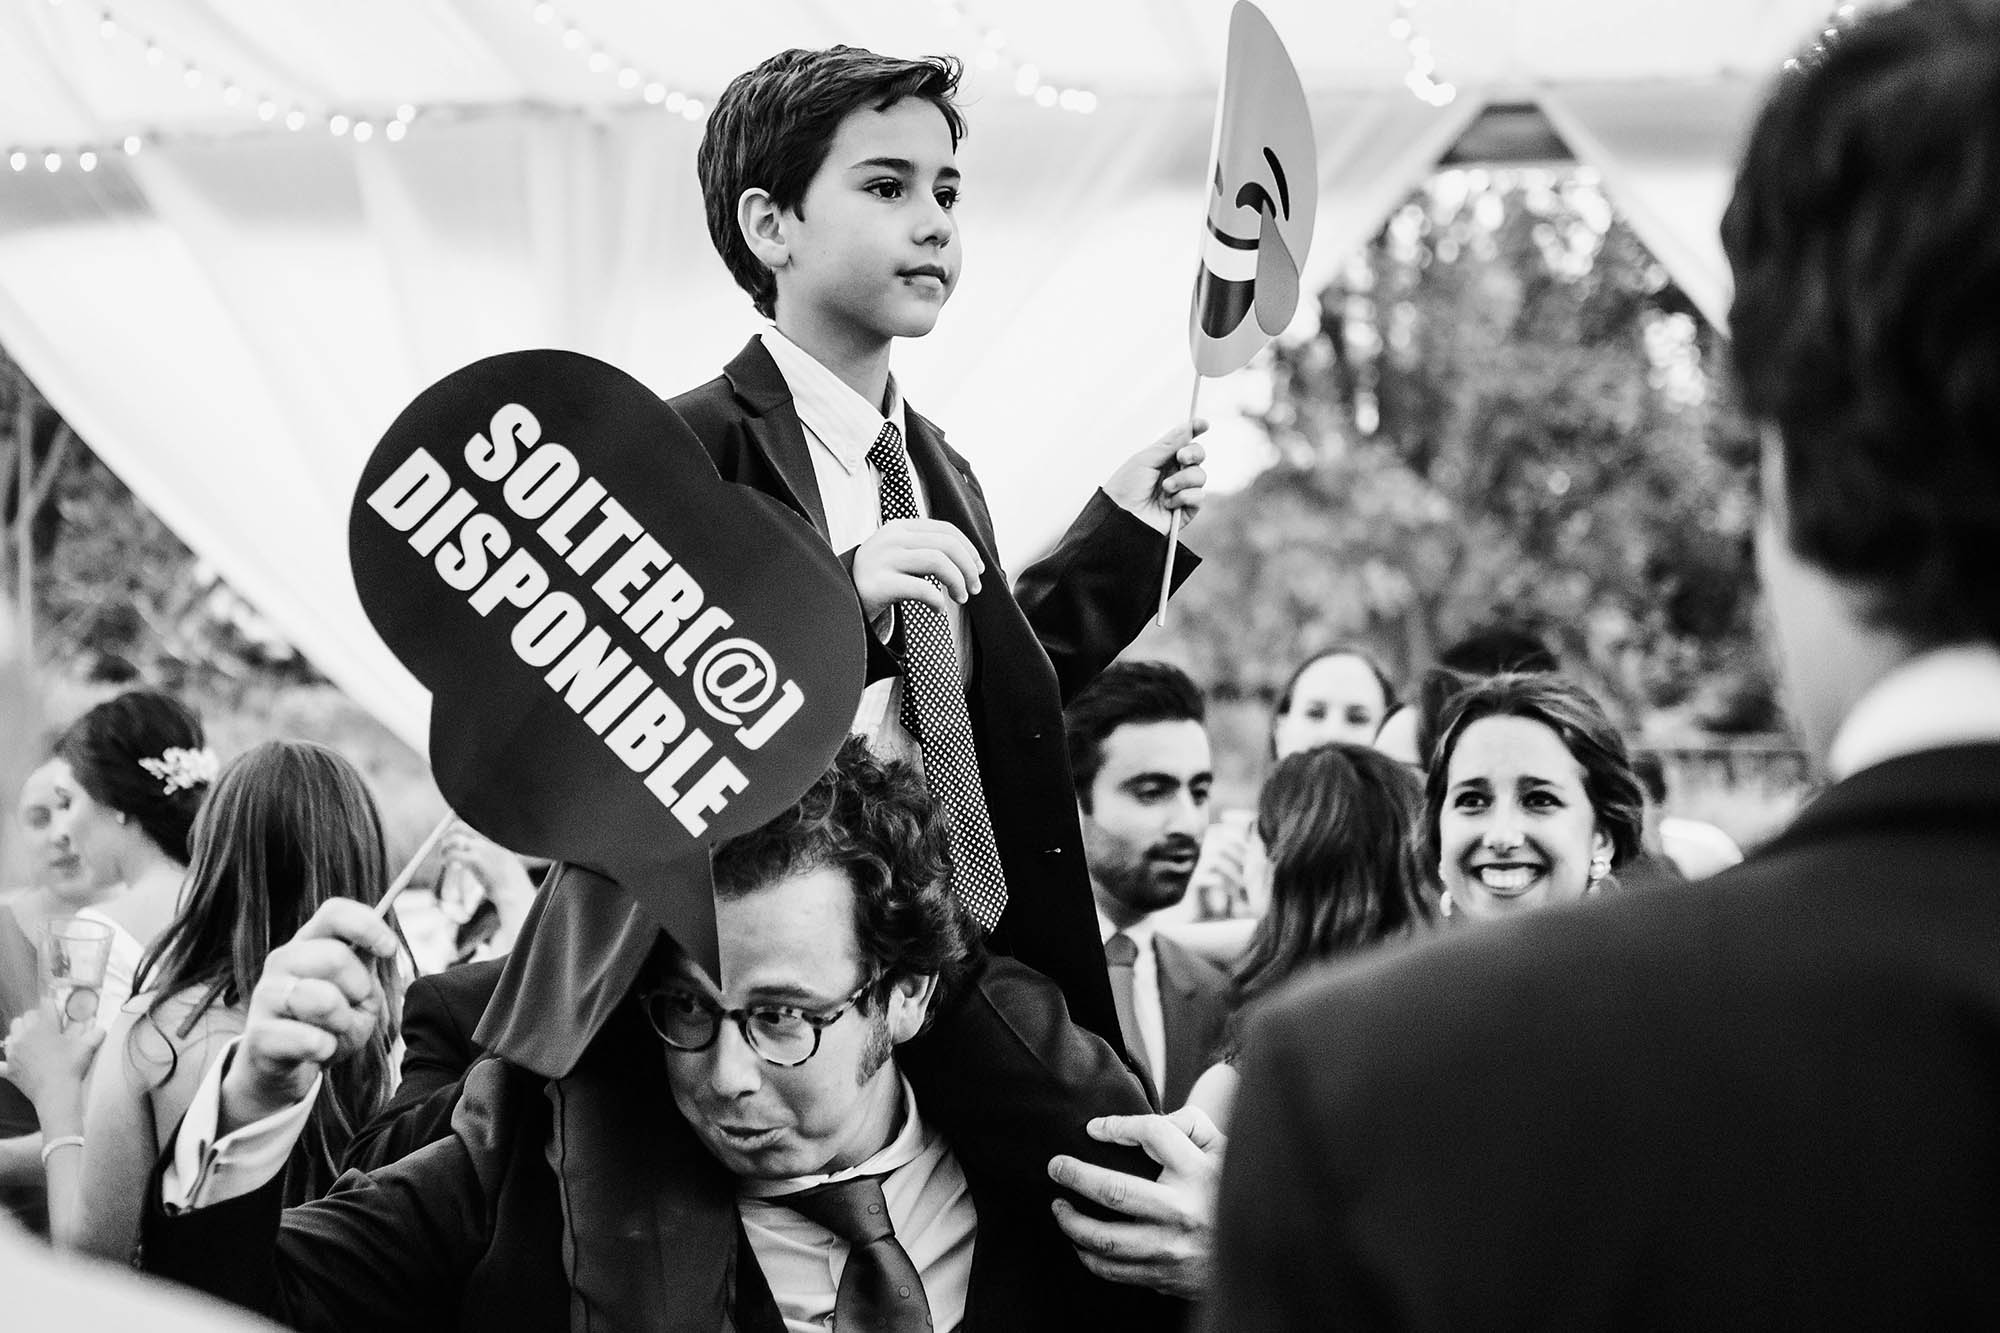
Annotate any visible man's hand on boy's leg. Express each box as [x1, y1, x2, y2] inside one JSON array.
[[851, 517, 986, 621], [1047, 1107, 1223, 1299], [1102, 421, 1209, 535]]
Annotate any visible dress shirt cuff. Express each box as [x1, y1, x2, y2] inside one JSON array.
[[161, 1036, 320, 1212]]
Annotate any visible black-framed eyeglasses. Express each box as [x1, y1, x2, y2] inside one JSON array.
[[636, 977, 875, 1068]]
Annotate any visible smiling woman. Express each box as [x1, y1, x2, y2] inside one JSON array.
[[1424, 673, 1644, 921]]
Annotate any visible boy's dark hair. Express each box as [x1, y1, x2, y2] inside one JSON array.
[[710, 734, 970, 1003], [1723, 0, 2000, 647], [698, 47, 966, 319], [1064, 661, 1206, 810]]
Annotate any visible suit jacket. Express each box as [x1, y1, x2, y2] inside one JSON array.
[[143, 956, 1178, 1332], [1208, 743, 2000, 1330], [670, 339, 1198, 1045], [1151, 933, 1230, 1110], [343, 958, 506, 1172]]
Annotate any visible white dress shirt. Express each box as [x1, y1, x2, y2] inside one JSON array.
[[1826, 643, 2000, 779], [162, 1050, 978, 1332], [758, 328, 972, 766], [161, 1038, 315, 1211], [739, 1074, 976, 1333], [1097, 911, 1166, 1085]]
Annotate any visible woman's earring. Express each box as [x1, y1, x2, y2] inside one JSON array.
[[116, 811, 129, 826], [1587, 852, 1611, 888], [1438, 890, 1455, 917]]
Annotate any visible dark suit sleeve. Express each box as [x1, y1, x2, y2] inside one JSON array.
[[1013, 489, 1201, 704], [144, 1063, 520, 1332], [343, 963, 495, 1172], [902, 953, 1187, 1326], [900, 953, 1162, 1193]]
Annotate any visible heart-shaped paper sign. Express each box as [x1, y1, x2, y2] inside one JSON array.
[[350, 350, 865, 974]]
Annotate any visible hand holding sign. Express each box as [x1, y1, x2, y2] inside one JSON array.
[[351, 350, 865, 976]]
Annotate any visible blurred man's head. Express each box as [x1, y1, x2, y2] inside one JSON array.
[[1723, 0, 2000, 758], [644, 736, 970, 1180], [1066, 662, 1213, 929]]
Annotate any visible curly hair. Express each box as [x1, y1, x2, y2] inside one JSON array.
[[710, 735, 970, 1010], [54, 690, 207, 864], [698, 47, 966, 319], [1423, 673, 1645, 872], [132, 740, 399, 1205], [1723, 0, 2000, 646]]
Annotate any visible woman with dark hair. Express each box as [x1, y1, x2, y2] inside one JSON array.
[[1186, 742, 1437, 1129], [1270, 646, 1398, 759], [6, 740, 401, 1260], [1191, 647, 1400, 923], [46, 691, 214, 1017], [1424, 673, 1644, 921]]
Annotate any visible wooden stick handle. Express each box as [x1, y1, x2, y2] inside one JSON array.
[[1155, 376, 1204, 627], [376, 811, 456, 920]]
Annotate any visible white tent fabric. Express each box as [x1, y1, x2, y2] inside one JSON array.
[[0, 0, 1847, 751], [1539, 80, 1769, 332]]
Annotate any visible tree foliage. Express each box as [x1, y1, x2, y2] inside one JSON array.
[[1151, 168, 1774, 732], [1, 348, 322, 706]]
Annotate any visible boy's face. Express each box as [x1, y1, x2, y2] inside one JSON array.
[[771, 96, 961, 350]]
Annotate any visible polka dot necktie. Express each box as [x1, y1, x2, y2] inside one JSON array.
[[867, 421, 1009, 933], [776, 1174, 933, 1332]]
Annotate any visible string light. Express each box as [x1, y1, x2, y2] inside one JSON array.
[[939, 0, 1096, 113], [525, 2, 708, 121], [1393, 0, 1457, 106], [9, 0, 1113, 163], [12, 0, 449, 169]]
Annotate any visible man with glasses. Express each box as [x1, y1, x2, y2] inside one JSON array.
[[135, 738, 1170, 1330]]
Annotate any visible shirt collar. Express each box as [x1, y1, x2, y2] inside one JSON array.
[[1826, 643, 2000, 779], [1096, 908, 1158, 952], [759, 327, 904, 474], [737, 1072, 929, 1200]]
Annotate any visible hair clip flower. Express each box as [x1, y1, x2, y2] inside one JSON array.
[[138, 746, 220, 796]]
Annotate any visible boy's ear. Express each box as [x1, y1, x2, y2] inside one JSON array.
[[737, 188, 789, 274]]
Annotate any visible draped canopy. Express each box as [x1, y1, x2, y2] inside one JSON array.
[[0, 0, 1843, 749]]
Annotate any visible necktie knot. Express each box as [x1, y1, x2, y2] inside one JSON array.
[[867, 421, 907, 477], [1104, 932, 1139, 967], [777, 1174, 898, 1248], [775, 1174, 933, 1330]]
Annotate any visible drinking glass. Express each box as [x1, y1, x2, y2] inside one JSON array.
[[38, 916, 116, 1031]]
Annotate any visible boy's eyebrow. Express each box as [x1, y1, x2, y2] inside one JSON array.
[[848, 156, 961, 182]]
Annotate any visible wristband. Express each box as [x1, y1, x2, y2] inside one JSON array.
[[40, 1134, 84, 1165]]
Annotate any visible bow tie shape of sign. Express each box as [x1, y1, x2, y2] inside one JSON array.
[[351, 350, 865, 977]]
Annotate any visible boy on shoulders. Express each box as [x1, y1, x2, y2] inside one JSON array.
[[672, 46, 1207, 1041]]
